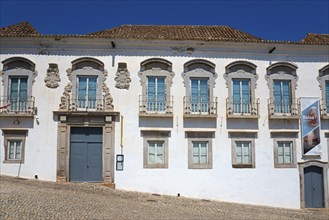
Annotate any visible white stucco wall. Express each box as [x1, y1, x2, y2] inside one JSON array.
[[0, 39, 328, 208]]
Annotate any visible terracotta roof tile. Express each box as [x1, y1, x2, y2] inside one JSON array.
[[88, 25, 263, 42], [0, 21, 39, 36], [302, 33, 329, 43]]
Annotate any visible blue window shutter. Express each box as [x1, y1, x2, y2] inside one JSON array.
[[191, 79, 199, 101], [19, 78, 28, 101], [157, 78, 165, 101], [326, 80, 329, 112], [147, 77, 156, 101], [199, 79, 208, 101], [78, 77, 87, 101], [282, 81, 291, 104], [10, 78, 19, 100], [232, 80, 241, 112], [88, 77, 97, 101], [241, 80, 250, 103]]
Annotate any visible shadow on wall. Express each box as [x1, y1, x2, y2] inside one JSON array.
[[183, 118, 216, 129], [268, 119, 299, 130], [0, 117, 34, 129], [139, 117, 173, 128], [226, 118, 258, 130]]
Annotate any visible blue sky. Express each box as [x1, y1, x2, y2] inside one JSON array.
[[0, 0, 328, 41]]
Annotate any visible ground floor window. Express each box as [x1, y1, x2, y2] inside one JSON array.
[[142, 131, 169, 168], [230, 132, 256, 168], [272, 132, 297, 168], [3, 130, 27, 163], [187, 132, 213, 169]]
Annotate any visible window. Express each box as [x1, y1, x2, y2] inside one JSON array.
[[230, 132, 256, 168], [190, 78, 209, 113], [272, 132, 297, 168], [61, 57, 111, 111], [3, 130, 27, 163], [224, 61, 258, 117], [318, 65, 329, 117], [142, 131, 169, 168], [183, 60, 217, 116], [147, 141, 164, 164], [232, 79, 251, 113], [273, 80, 291, 114], [187, 132, 213, 169], [77, 76, 97, 109], [266, 62, 299, 118], [147, 76, 165, 112], [277, 141, 292, 164], [235, 141, 251, 164], [1, 57, 37, 115], [139, 58, 174, 115], [192, 141, 208, 164]]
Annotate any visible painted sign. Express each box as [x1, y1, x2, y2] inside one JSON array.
[[301, 97, 321, 155]]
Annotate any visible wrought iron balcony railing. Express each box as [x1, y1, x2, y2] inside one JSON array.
[[0, 96, 36, 116], [139, 95, 173, 115], [268, 98, 300, 118], [184, 96, 218, 116], [226, 98, 259, 118]]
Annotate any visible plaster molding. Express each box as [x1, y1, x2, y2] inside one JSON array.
[[115, 63, 131, 90], [44, 63, 61, 89]]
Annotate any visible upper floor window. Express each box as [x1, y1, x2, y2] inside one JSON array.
[[224, 61, 258, 118], [1, 57, 37, 115], [266, 62, 299, 118], [318, 64, 329, 118], [60, 57, 113, 111], [138, 58, 174, 116], [182, 59, 217, 116]]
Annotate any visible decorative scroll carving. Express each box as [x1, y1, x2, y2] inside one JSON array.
[[44, 63, 61, 88], [103, 83, 114, 110], [59, 83, 72, 110], [115, 63, 131, 89]]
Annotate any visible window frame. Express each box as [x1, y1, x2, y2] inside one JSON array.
[[142, 131, 169, 169], [138, 58, 174, 115], [224, 61, 258, 116], [3, 130, 27, 164], [266, 62, 299, 117], [317, 65, 329, 117], [272, 134, 297, 168], [187, 132, 213, 169], [230, 132, 256, 168]]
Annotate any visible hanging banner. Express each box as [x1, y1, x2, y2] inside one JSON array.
[[301, 97, 321, 155]]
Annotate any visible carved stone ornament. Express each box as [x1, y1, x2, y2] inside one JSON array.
[[115, 63, 131, 89], [44, 63, 61, 88]]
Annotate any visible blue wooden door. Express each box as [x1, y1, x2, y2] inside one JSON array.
[[304, 166, 324, 208], [70, 127, 103, 182]]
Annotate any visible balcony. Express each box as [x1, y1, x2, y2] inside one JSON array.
[[0, 96, 36, 117], [320, 99, 329, 119], [139, 95, 173, 117], [268, 98, 300, 119], [226, 98, 260, 119], [183, 96, 218, 118]]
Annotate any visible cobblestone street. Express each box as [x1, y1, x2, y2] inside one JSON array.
[[1, 175, 328, 220]]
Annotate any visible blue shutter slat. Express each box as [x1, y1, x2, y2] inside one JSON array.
[[232, 80, 241, 113], [19, 78, 28, 101]]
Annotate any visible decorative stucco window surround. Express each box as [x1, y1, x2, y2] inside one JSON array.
[[266, 62, 300, 119], [1, 57, 38, 116], [138, 58, 174, 116], [186, 131, 214, 169], [182, 59, 218, 117], [230, 132, 256, 168], [224, 61, 259, 118], [271, 132, 297, 168], [142, 130, 170, 168], [59, 57, 113, 112], [317, 64, 329, 119], [2, 130, 27, 164]]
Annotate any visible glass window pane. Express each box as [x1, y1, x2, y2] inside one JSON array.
[[8, 141, 15, 159], [15, 141, 21, 160]]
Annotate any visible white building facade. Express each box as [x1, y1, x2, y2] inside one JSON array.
[[0, 22, 329, 209]]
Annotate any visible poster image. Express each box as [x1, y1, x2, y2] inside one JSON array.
[[301, 98, 321, 155]]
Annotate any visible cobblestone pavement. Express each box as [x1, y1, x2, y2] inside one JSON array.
[[1, 175, 329, 220]]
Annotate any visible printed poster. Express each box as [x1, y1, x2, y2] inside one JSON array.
[[301, 97, 321, 155]]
